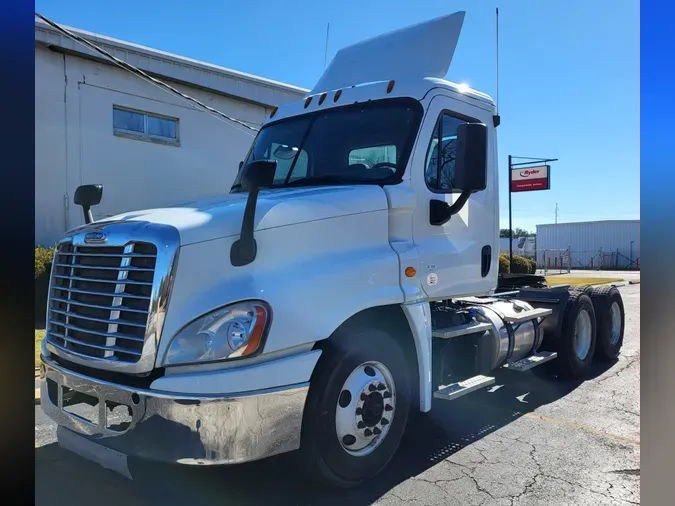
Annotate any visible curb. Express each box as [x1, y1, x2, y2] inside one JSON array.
[[35, 388, 41, 404]]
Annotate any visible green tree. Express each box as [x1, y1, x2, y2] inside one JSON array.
[[500, 228, 533, 238]]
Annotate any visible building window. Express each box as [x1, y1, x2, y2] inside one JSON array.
[[113, 106, 179, 145], [425, 112, 476, 192]]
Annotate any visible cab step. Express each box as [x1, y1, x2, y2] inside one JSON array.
[[502, 351, 558, 372], [432, 321, 492, 340], [433, 374, 495, 401]]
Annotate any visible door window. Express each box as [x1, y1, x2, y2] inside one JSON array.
[[425, 112, 475, 192]]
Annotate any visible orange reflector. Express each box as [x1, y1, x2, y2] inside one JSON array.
[[386, 80, 396, 93], [334, 89, 342, 102], [405, 266, 416, 278], [269, 106, 278, 118], [304, 96, 312, 108], [318, 93, 327, 105]]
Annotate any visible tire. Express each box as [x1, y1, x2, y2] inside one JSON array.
[[588, 285, 625, 361], [556, 292, 597, 379], [299, 323, 412, 488], [568, 285, 592, 295]]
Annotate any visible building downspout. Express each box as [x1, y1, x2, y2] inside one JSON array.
[[63, 53, 70, 231]]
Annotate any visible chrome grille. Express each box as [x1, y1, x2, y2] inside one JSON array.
[[46, 242, 157, 363]]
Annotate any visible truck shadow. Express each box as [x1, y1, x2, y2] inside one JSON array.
[[35, 360, 617, 506]]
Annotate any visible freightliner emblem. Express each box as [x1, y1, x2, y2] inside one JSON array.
[[84, 231, 107, 244]]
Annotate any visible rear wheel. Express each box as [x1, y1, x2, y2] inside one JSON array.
[[300, 324, 412, 488], [557, 292, 597, 379], [588, 285, 625, 361]]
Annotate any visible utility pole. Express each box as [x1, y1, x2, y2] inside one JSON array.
[[555, 203, 559, 224]]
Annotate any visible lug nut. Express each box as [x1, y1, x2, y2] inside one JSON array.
[[383, 392, 392, 399], [384, 404, 393, 412], [342, 434, 356, 446], [368, 384, 377, 392], [360, 393, 368, 401], [381, 418, 389, 426], [364, 429, 373, 437], [355, 407, 363, 415], [377, 384, 386, 391], [373, 427, 382, 435], [357, 421, 365, 429]]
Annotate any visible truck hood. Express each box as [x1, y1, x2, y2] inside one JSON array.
[[96, 185, 390, 245]]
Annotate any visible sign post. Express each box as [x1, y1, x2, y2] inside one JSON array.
[[507, 156, 558, 267]]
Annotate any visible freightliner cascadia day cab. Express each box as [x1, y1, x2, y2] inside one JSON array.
[[39, 12, 625, 488]]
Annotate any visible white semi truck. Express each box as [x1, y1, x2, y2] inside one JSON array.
[[39, 12, 625, 488]]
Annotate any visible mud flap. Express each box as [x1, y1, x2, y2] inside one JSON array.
[[57, 426, 133, 480]]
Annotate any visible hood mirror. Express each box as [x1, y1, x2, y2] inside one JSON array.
[[74, 184, 104, 224], [230, 160, 277, 267]]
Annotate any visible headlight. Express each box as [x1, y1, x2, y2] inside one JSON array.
[[163, 301, 269, 366]]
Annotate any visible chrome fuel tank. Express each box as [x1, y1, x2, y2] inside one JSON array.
[[469, 299, 544, 370]]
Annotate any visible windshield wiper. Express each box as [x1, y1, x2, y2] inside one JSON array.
[[281, 175, 351, 188]]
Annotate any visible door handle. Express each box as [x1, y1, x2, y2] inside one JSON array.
[[481, 245, 491, 278]]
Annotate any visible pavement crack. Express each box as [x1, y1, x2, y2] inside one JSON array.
[[464, 472, 499, 502], [597, 354, 639, 385], [541, 473, 639, 505]]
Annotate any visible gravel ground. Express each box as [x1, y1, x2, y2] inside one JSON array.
[[35, 284, 640, 505]]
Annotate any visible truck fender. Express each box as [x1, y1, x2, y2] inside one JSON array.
[[312, 304, 426, 412]]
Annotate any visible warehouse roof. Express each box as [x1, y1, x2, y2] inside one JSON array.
[[537, 219, 640, 227], [35, 19, 308, 108]]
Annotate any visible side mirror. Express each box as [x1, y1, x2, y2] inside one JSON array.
[[74, 184, 103, 224], [454, 122, 487, 193], [239, 160, 276, 191], [230, 160, 277, 267]]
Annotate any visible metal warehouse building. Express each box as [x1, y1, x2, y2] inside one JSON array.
[[35, 20, 307, 246], [536, 220, 640, 270]]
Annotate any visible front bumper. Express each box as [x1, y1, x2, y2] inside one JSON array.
[[40, 357, 309, 465]]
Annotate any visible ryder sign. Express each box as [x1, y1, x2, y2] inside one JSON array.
[[511, 164, 550, 192]]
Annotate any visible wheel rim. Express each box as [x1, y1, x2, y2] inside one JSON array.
[[335, 361, 396, 457], [609, 301, 622, 345], [574, 309, 592, 360]]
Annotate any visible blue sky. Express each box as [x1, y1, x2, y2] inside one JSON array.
[[35, 0, 639, 233]]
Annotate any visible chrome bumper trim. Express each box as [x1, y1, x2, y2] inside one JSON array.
[[40, 358, 309, 465]]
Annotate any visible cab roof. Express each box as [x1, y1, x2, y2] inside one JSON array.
[[264, 78, 495, 127]]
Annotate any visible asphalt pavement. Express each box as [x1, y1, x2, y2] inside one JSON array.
[[35, 284, 640, 505]]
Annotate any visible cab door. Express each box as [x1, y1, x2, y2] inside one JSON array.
[[409, 93, 498, 299]]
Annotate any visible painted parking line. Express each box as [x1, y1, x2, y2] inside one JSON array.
[[524, 412, 640, 445]]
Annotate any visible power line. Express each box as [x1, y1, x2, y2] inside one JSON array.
[[35, 12, 260, 136]]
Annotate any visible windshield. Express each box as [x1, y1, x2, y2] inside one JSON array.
[[231, 98, 423, 191]]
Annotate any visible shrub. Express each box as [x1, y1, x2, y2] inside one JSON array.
[[35, 246, 55, 326], [510, 255, 532, 274], [524, 258, 537, 274], [499, 253, 510, 273], [35, 246, 55, 279]]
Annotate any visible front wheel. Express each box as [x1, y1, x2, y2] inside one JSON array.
[[299, 325, 412, 488]]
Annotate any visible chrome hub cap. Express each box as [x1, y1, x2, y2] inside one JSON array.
[[335, 361, 396, 457], [609, 301, 622, 345], [574, 309, 592, 360]]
